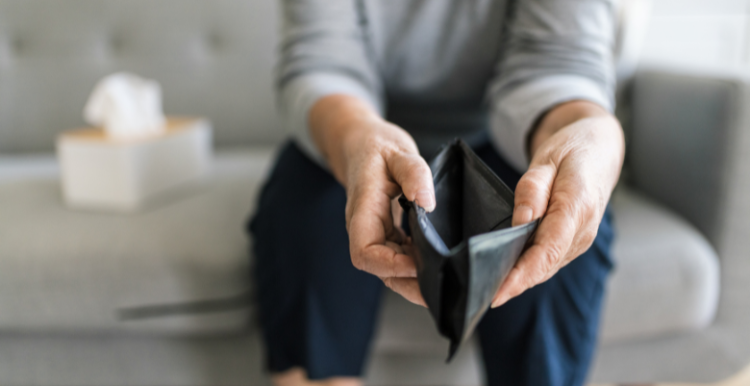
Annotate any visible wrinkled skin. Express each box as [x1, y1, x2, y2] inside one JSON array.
[[308, 95, 624, 309]]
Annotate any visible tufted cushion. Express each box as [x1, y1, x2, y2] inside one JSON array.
[[0, 147, 274, 334], [0, 0, 283, 153]]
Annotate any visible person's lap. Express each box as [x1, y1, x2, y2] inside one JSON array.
[[249, 142, 383, 378], [248, 140, 614, 386]]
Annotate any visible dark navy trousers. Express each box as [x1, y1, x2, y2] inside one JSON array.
[[248, 141, 614, 386]]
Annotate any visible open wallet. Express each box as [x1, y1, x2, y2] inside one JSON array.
[[399, 139, 539, 361]]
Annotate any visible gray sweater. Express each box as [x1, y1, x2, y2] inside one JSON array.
[[277, 0, 616, 171]]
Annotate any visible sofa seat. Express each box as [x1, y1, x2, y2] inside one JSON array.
[[599, 187, 720, 343], [0, 147, 274, 334], [0, 147, 719, 341], [0, 146, 724, 385]]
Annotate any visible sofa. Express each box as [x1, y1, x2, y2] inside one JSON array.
[[0, 1, 748, 385]]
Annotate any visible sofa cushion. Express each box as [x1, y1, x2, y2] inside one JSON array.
[[0, 147, 275, 334], [0, 148, 721, 345], [599, 186, 720, 343]]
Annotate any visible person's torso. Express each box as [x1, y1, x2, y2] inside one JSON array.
[[363, 0, 508, 110], [359, 0, 509, 156]]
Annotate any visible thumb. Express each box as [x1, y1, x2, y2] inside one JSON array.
[[512, 162, 556, 226], [386, 151, 435, 212]]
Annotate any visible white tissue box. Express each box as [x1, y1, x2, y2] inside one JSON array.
[[57, 117, 212, 212]]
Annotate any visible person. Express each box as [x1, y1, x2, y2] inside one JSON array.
[[248, 0, 624, 385]]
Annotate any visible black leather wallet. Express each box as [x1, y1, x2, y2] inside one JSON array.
[[400, 139, 538, 360]]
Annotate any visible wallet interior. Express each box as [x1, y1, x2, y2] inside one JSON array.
[[422, 141, 516, 345], [428, 142, 515, 249]]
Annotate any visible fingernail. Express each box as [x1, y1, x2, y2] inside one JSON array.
[[513, 205, 533, 226], [491, 293, 508, 308], [416, 190, 436, 212]]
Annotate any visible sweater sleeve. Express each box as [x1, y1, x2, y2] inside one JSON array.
[[277, 0, 384, 163], [488, 0, 617, 172]]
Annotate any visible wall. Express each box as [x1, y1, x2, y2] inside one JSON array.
[[639, 0, 749, 75]]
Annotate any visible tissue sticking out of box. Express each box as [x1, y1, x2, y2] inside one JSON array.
[[84, 72, 166, 140]]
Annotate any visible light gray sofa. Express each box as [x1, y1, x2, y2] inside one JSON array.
[[0, 1, 747, 385]]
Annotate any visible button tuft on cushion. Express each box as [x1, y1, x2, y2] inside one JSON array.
[[11, 35, 24, 55], [208, 32, 224, 51], [108, 33, 125, 55]]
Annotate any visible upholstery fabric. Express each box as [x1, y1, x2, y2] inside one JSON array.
[[0, 333, 269, 386], [0, 0, 283, 153], [0, 148, 274, 334], [629, 71, 741, 245], [599, 187, 720, 343]]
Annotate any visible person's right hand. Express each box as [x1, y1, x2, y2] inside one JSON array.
[[309, 94, 434, 307]]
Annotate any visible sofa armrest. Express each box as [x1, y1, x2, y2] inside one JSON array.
[[626, 69, 745, 249]]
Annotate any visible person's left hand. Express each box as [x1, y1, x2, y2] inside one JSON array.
[[490, 101, 624, 308]]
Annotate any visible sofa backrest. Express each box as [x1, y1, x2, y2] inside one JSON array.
[[627, 70, 744, 247], [0, 0, 283, 153]]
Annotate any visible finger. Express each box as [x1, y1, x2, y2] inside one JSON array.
[[352, 244, 418, 278], [491, 195, 578, 308], [385, 151, 435, 211], [349, 206, 418, 278], [385, 240, 404, 254], [512, 163, 556, 226], [391, 197, 404, 230], [385, 206, 405, 245], [346, 175, 411, 273], [537, 219, 600, 285], [383, 277, 426, 307]]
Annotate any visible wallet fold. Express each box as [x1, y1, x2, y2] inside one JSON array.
[[400, 139, 538, 360]]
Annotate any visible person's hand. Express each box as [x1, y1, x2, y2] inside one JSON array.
[[490, 100, 624, 308], [309, 95, 433, 306]]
